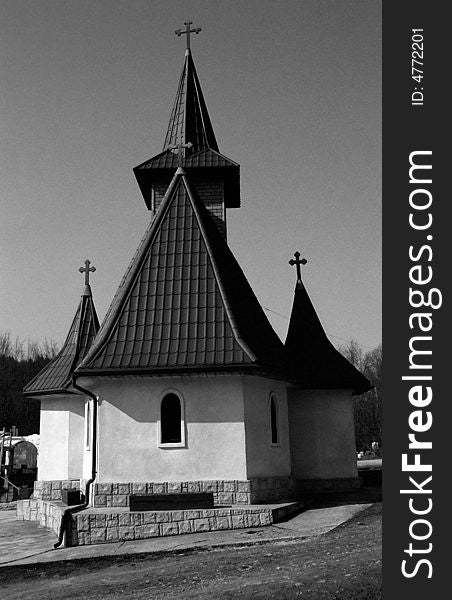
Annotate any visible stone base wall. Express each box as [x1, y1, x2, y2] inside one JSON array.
[[92, 480, 251, 508], [249, 476, 296, 503], [32, 476, 356, 506], [69, 506, 276, 546], [17, 498, 65, 536], [31, 476, 298, 507], [33, 479, 81, 501], [17, 498, 301, 547], [91, 477, 296, 508]]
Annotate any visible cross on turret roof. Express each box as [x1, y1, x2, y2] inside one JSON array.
[[169, 140, 193, 166], [175, 20, 201, 50], [79, 259, 96, 286], [289, 251, 307, 282]]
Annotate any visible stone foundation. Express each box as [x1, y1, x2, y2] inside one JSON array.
[[31, 476, 298, 507], [91, 477, 296, 508], [17, 499, 301, 547], [17, 498, 65, 536], [33, 479, 82, 502], [32, 476, 357, 506], [250, 476, 297, 503]]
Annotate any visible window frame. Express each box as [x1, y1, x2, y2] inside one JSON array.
[[158, 389, 186, 448]]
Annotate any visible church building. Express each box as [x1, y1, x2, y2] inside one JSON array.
[[22, 23, 370, 545]]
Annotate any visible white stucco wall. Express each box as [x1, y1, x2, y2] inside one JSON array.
[[288, 389, 358, 480], [78, 375, 248, 482], [37, 395, 85, 480], [242, 377, 291, 478]]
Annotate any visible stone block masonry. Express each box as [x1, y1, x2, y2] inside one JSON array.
[[17, 498, 65, 537], [71, 505, 277, 546], [67, 506, 274, 546], [17, 500, 298, 547], [32, 476, 297, 506], [91, 477, 296, 508], [33, 479, 81, 502]]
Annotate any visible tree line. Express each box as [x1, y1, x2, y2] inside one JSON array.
[[340, 340, 382, 453], [0, 332, 59, 435]]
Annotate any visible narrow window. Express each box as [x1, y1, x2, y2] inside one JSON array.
[[161, 393, 182, 444], [270, 396, 279, 444], [85, 400, 91, 450]]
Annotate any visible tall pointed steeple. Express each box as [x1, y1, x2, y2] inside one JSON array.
[[163, 47, 219, 156], [163, 20, 218, 156], [134, 23, 240, 238], [23, 263, 100, 396], [285, 253, 371, 395]]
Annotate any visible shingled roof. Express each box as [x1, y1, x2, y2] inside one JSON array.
[[285, 281, 371, 395], [163, 48, 219, 155], [23, 285, 100, 396], [135, 147, 238, 171], [76, 168, 286, 376]]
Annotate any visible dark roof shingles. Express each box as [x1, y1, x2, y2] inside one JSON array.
[[285, 282, 371, 394], [135, 148, 239, 171], [23, 294, 100, 395], [78, 172, 285, 374]]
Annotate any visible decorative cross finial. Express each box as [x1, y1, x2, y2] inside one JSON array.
[[79, 259, 96, 286], [175, 20, 201, 50], [289, 251, 307, 282], [169, 140, 193, 166]]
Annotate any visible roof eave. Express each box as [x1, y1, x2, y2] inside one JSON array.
[[22, 386, 80, 398], [74, 363, 287, 381]]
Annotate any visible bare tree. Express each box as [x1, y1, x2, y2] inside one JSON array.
[[340, 341, 382, 452], [0, 331, 60, 434]]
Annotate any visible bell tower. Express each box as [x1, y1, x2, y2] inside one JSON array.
[[133, 21, 240, 238]]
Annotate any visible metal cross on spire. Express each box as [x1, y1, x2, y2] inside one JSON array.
[[175, 20, 201, 50], [289, 251, 307, 282], [169, 140, 193, 166], [79, 259, 96, 286]]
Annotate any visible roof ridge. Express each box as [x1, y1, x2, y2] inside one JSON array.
[[70, 294, 99, 377], [78, 172, 185, 369], [180, 173, 257, 362]]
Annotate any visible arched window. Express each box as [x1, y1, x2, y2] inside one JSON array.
[[160, 393, 182, 445], [270, 395, 279, 445]]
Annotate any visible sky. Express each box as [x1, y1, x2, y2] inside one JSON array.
[[0, 0, 381, 353]]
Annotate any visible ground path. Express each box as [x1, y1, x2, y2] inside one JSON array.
[[0, 489, 381, 599]]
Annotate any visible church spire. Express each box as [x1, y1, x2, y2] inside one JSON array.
[[163, 22, 219, 156], [284, 258, 371, 395], [134, 24, 240, 234], [23, 262, 100, 397]]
